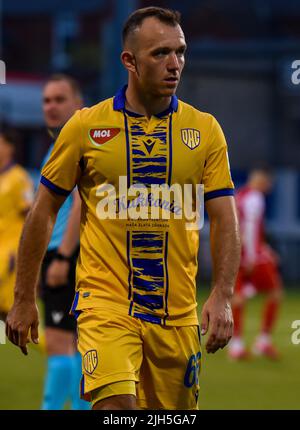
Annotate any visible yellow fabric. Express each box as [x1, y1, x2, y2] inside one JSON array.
[[90, 381, 136, 407], [77, 308, 201, 410], [0, 247, 15, 313], [41, 97, 234, 326], [0, 164, 33, 313]]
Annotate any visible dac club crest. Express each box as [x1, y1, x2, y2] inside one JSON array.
[[181, 128, 200, 150], [83, 350, 98, 374]]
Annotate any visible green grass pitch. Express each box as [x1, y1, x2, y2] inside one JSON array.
[[0, 288, 299, 410]]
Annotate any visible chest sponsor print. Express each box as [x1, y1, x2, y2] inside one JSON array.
[[89, 128, 120, 146]]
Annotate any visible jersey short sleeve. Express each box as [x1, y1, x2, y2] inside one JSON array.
[[202, 116, 234, 201], [41, 110, 84, 196]]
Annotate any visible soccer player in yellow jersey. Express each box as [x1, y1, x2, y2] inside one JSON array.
[[6, 7, 241, 410], [0, 130, 33, 320]]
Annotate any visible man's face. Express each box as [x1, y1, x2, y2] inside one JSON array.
[[252, 171, 273, 194], [42, 80, 81, 129], [0, 135, 13, 164], [127, 17, 187, 97], [261, 174, 273, 194]]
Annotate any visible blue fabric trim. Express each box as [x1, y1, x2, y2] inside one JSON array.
[[70, 291, 80, 316], [124, 113, 131, 186], [133, 312, 161, 325], [113, 85, 127, 110], [168, 114, 173, 186], [80, 375, 85, 397], [171, 94, 179, 112], [156, 95, 178, 117], [163, 232, 170, 325], [204, 188, 235, 201], [40, 176, 71, 196], [127, 231, 133, 303], [113, 84, 178, 116]]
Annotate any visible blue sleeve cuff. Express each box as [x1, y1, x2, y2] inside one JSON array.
[[40, 175, 71, 197], [204, 188, 235, 202]]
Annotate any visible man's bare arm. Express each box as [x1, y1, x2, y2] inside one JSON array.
[[57, 189, 81, 257], [6, 184, 66, 355], [201, 195, 241, 353], [46, 189, 81, 287]]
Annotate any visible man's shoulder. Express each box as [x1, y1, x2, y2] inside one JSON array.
[[78, 97, 115, 123], [177, 99, 216, 126]]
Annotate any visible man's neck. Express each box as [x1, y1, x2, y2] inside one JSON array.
[[125, 84, 172, 119]]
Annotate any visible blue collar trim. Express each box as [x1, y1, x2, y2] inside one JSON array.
[[113, 85, 178, 117]]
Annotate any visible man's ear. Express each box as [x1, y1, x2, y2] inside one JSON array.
[[121, 51, 137, 73]]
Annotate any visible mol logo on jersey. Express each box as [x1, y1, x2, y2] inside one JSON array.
[[181, 128, 200, 150], [83, 350, 98, 374], [89, 128, 120, 146]]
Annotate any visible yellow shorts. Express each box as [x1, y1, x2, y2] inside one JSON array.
[[0, 247, 16, 314], [77, 308, 201, 410]]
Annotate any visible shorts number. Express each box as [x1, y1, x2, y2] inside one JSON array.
[[184, 351, 201, 388]]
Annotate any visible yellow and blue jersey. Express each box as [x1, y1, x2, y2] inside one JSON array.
[[0, 163, 34, 313], [0, 162, 34, 243], [41, 85, 234, 326]]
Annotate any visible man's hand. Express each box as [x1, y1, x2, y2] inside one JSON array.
[[6, 301, 39, 355], [46, 260, 69, 288], [200, 288, 234, 353]]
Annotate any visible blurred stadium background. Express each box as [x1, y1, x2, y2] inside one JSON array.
[[0, 0, 300, 409]]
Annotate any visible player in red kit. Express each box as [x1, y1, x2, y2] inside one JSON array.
[[228, 168, 283, 360]]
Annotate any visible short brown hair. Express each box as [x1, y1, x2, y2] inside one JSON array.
[[46, 73, 82, 98], [122, 7, 181, 45]]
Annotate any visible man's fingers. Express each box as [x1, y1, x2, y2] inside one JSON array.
[[223, 319, 234, 347], [205, 318, 228, 353], [6, 318, 30, 355], [200, 309, 209, 336], [205, 328, 218, 353], [17, 326, 30, 354], [20, 345, 28, 356], [9, 327, 19, 346], [5, 324, 16, 345], [30, 321, 39, 344]]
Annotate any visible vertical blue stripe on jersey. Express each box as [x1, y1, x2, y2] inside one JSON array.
[[168, 113, 173, 186], [163, 231, 170, 325], [124, 113, 133, 308], [163, 113, 173, 324], [124, 112, 131, 187], [128, 300, 133, 317], [127, 231, 132, 301]]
